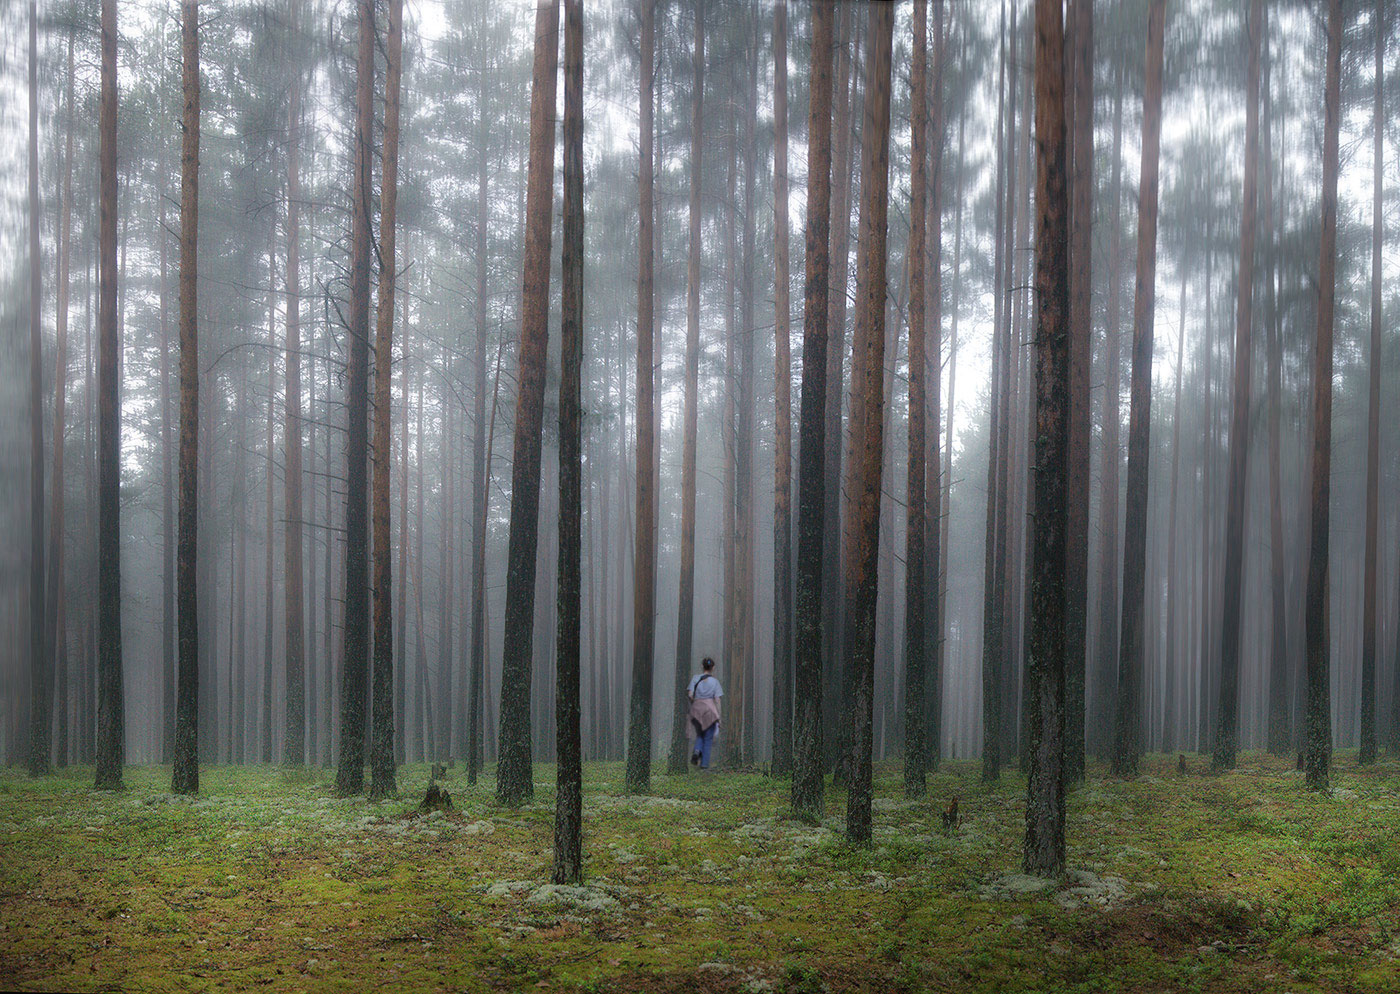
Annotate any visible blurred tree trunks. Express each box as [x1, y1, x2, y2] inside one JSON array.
[[904, 0, 930, 799], [735, 20, 758, 768], [50, 29, 77, 771], [1359, 0, 1384, 766], [1261, 4, 1290, 758], [1112, 0, 1166, 779], [283, 28, 306, 768], [770, 0, 794, 780], [1304, 0, 1342, 792], [1092, 56, 1124, 763], [497, 0, 560, 805], [823, 6, 856, 775], [1163, 260, 1188, 753], [27, 0, 48, 779], [670, 0, 704, 784], [793, 0, 833, 822], [981, 1, 1011, 785], [1213, 0, 1262, 773]]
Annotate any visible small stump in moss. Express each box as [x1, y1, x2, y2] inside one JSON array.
[[419, 783, 453, 814]]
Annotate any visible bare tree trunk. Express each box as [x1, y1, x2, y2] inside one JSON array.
[[981, 1, 1010, 784], [263, 299, 276, 764], [1213, 0, 1262, 772], [1024, 0, 1070, 877], [1304, 0, 1342, 792], [1111, 0, 1166, 778], [924, 0, 947, 777], [1064, 0, 1093, 784], [793, 0, 833, 820], [283, 27, 306, 767], [770, 0, 794, 779], [735, 27, 759, 768], [26, 0, 48, 778], [1162, 262, 1188, 753], [843, 1, 893, 846], [553, 0, 584, 884], [467, 66, 492, 788], [369, 0, 403, 801], [497, 0, 560, 805], [628, 0, 658, 791], [336, 0, 375, 796], [903, 0, 930, 799], [669, 0, 704, 782], [48, 29, 77, 772], [1360, 0, 1384, 766], [95, 0, 125, 792], [1093, 56, 1125, 761]]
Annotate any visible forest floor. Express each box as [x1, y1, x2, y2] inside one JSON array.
[[2, 752, 1399, 993]]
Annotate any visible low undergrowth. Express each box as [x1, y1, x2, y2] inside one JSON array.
[[1, 751, 1398, 992]]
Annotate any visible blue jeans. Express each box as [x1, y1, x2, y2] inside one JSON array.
[[695, 722, 718, 769]]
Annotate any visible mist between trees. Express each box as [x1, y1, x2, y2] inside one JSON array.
[[0, 0, 1396, 868]]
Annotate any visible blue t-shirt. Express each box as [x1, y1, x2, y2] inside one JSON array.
[[688, 673, 723, 699]]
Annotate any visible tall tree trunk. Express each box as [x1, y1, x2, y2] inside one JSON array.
[[497, 0, 560, 805], [904, 0, 930, 799], [284, 33, 306, 768], [793, 0, 833, 820], [95, 0, 125, 792], [735, 27, 759, 768], [1064, 0, 1093, 784], [843, 1, 893, 846], [553, 0, 584, 884], [1111, 0, 1166, 778], [1359, 0, 1384, 766], [669, 0, 704, 781], [48, 29, 77, 772], [1163, 262, 1188, 752], [369, 0, 403, 801], [1093, 56, 1126, 761], [263, 298, 276, 764], [628, 0, 658, 791], [1024, 0, 1071, 877], [770, 0, 794, 779], [468, 59, 492, 788], [1213, 0, 1262, 772], [924, 0, 947, 777], [336, 0, 375, 796], [26, 0, 48, 778], [1261, 7, 1289, 758], [1305, 0, 1342, 792], [982, 1, 1010, 783]]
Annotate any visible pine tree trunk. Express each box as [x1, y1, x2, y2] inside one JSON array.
[[1093, 57, 1126, 761], [669, 0, 705, 783], [1064, 0, 1093, 784], [1213, 0, 1262, 772], [467, 71, 491, 787], [843, 1, 893, 846], [553, 0, 584, 884], [26, 0, 49, 778], [735, 27, 759, 768], [284, 40, 306, 768], [1304, 0, 1342, 791], [336, 0, 375, 796], [1359, 0, 1384, 766], [497, 0, 560, 805], [369, 0, 403, 801], [770, 0, 794, 779], [1024, 0, 1071, 877], [628, 0, 658, 790], [48, 29, 77, 772], [793, 0, 833, 821], [924, 0, 947, 777], [263, 312, 276, 764], [1163, 263, 1188, 753], [1111, 0, 1167, 778], [903, 0, 930, 800], [95, 0, 125, 792]]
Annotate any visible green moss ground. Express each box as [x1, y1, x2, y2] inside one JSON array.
[[1, 751, 1398, 992]]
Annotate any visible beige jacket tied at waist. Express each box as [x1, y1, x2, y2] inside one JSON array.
[[686, 696, 720, 741]]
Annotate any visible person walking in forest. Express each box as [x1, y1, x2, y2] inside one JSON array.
[[687, 657, 723, 770]]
